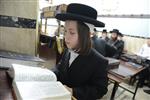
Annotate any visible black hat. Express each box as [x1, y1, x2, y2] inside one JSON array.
[[55, 3, 105, 27], [118, 32, 124, 37], [110, 29, 124, 37], [102, 29, 107, 33], [110, 29, 120, 34]]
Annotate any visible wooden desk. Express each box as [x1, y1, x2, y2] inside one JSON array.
[[0, 69, 14, 100], [108, 61, 146, 100]]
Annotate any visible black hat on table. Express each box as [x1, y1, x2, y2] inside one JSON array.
[[55, 3, 105, 27]]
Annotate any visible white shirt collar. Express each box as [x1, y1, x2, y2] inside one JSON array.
[[68, 49, 79, 66]]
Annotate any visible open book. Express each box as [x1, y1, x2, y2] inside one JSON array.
[[7, 64, 71, 100]]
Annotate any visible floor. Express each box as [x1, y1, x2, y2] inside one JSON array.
[[39, 45, 150, 100], [102, 83, 150, 100]]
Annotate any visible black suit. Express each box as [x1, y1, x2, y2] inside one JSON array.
[[92, 35, 117, 57], [108, 39, 124, 59], [53, 48, 108, 100]]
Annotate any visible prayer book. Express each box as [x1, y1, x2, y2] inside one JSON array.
[[7, 64, 71, 100]]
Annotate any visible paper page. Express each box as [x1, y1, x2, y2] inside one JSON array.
[[8, 64, 57, 82], [13, 81, 71, 100]]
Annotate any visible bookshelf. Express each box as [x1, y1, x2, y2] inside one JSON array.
[[40, 4, 67, 35], [39, 4, 67, 63]]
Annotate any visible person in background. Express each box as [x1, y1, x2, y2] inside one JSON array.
[[137, 38, 150, 59], [137, 38, 150, 94], [55, 25, 65, 36], [91, 28, 117, 57], [108, 29, 124, 59], [55, 25, 65, 64], [53, 3, 108, 100], [101, 29, 109, 42], [117, 32, 125, 54]]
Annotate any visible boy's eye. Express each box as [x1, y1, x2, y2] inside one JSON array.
[[70, 32, 75, 35], [65, 30, 75, 35]]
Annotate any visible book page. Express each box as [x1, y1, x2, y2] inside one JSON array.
[[8, 64, 57, 82], [13, 81, 71, 100]]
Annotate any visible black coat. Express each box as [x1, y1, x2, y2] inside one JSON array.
[[53, 48, 108, 100], [92, 35, 117, 57], [100, 36, 110, 42], [108, 39, 124, 59]]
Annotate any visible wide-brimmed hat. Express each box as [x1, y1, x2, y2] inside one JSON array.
[[110, 29, 124, 37], [118, 32, 124, 37], [110, 29, 120, 34], [102, 29, 107, 33], [55, 3, 105, 27]]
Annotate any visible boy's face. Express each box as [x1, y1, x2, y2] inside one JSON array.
[[64, 20, 79, 49], [111, 32, 118, 39], [102, 32, 107, 38]]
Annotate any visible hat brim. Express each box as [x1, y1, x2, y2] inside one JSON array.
[[110, 31, 123, 36], [118, 32, 124, 37], [110, 31, 119, 34], [55, 13, 105, 27]]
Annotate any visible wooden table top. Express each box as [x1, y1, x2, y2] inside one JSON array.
[[108, 60, 146, 83], [0, 69, 14, 100]]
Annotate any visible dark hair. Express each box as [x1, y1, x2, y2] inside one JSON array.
[[94, 28, 97, 32], [102, 29, 107, 33], [77, 21, 91, 55], [60, 25, 64, 27]]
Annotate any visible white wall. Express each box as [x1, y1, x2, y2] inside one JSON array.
[[39, 0, 150, 37], [52, 0, 150, 15], [97, 17, 150, 37], [0, 0, 39, 55], [52, 0, 150, 37]]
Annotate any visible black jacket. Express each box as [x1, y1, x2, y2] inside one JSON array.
[[108, 39, 124, 59], [53, 48, 108, 100], [100, 36, 110, 42], [92, 35, 117, 57]]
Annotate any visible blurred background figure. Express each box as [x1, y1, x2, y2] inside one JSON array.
[[108, 29, 124, 59], [101, 29, 109, 42], [91, 28, 117, 57], [55, 25, 65, 36], [118, 32, 125, 54], [137, 38, 150, 92], [55, 25, 65, 64], [137, 38, 150, 60]]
